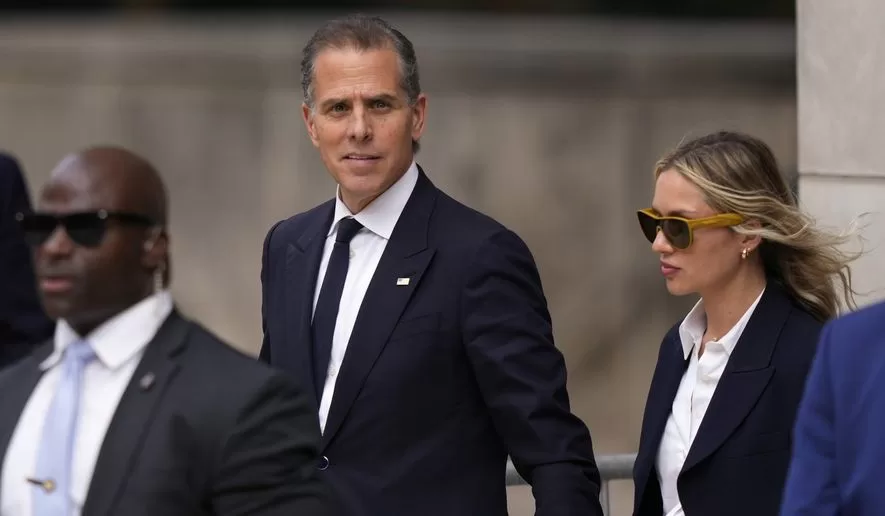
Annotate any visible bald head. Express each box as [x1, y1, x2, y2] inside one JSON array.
[[50, 146, 167, 226], [30, 146, 171, 336]]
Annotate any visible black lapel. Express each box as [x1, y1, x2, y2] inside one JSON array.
[[320, 170, 438, 448], [0, 342, 54, 464], [284, 203, 333, 408], [82, 311, 189, 516], [681, 285, 792, 473], [632, 332, 689, 506]]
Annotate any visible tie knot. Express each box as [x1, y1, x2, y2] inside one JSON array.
[[65, 340, 96, 366], [335, 217, 363, 244]]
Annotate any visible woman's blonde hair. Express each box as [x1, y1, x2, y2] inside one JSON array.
[[655, 131, 862, 321]]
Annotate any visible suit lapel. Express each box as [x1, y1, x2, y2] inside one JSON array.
[[0, 343, 54, 462], [285, 204, 333, 406], [82, 311, 189, 516], [321, 172, 438, 448], [681, 285, 793, 473], [633, 334, 689, 505]]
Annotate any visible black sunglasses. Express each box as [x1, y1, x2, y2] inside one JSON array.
[[15, 210, 157, 248]]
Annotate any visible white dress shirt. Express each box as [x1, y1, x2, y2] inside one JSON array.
[[314, 161, 418, 433], [1, 290, 174, 516], [655, 289, 764, 516]]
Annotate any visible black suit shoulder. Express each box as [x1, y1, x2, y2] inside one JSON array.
[[427, 189, 542, 271], [775, 297, 823, 362], [264, 199, 335, 254], [431, 190, 507, 239], [175, 320, 301, 411], [0, 342, 47, 387], [150, 318, 312, 466]]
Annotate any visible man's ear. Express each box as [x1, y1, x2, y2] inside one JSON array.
[[302, 102, 320, 147], [410, 93, 427, 142], [142, 227, 168, 270]]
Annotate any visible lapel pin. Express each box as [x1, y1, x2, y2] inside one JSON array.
[[396, 277, 410, 286], [140, 372, 156, 391], [26, 477, 56, 493]]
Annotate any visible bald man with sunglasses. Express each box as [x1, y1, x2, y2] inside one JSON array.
[[0, 147, 332, 516]]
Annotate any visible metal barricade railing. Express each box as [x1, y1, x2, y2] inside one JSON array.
[[505, 453, 637, 516]]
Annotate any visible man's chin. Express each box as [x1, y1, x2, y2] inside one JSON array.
[[39, 296, 75, 322], [338, 178, 388, 210], [341, 157, 383, 174]]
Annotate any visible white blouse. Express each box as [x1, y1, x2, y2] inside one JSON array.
[[655, 289, 764, 516]]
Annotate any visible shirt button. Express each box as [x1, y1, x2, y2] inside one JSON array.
[[349, 250, 355, 258]]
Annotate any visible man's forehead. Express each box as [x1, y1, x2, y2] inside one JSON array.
[[39, 163, 127, 212], [313, 47, 401, 89], [315, 45, 399, 66]]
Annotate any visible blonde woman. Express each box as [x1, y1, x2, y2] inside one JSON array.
[[631, 131, 859, 516]]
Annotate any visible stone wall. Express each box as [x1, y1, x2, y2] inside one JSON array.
[[797, 1, 885, 311]]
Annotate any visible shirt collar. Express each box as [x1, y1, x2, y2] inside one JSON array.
[[41, 290, 175, 371], [677, 288, 765, 359], [329, 161, 419, 240]]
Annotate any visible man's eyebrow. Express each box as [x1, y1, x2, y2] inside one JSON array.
[[319, 98, 348, 110], [318, 93, 399, 109], [365, 93, 397, 102]]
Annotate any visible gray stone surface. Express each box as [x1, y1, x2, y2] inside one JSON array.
[[798, 175, 885, 307], [798, 1, 885, 178], [798, 0, 885, 309]]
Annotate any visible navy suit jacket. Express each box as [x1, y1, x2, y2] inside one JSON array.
[[633, 284, 822, 516], [259, 169, 603, 516], [0, 152, 54, 368], [780, 300, 885, 515]]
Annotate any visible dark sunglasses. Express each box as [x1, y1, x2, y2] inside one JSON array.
[[15, 210, 156, 248], [637, 208, 743, 250]]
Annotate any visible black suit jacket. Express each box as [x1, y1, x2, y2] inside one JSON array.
[[632, 284, 822, 516], [0, 311, 331, 516], [0, 152, 54, 368], [260, 169, 603, 516]]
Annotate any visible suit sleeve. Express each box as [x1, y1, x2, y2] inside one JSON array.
[[779, 322, 840, 516], [258, 221, 283, 364], [209, 372, 335, 516], [461, 228, 603, 516]]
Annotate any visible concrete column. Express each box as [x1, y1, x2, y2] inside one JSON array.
[[798, 0, 885, 309]]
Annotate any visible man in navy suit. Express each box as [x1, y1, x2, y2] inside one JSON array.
[[779, 299, 885, 515], [259, 14, 603, 516], [0, 152, 54, 368]]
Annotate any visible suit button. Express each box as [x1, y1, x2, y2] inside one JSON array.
[[318, 455, 330, 470]]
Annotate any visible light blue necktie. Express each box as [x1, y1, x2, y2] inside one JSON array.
[[31, 340, 96, 516]]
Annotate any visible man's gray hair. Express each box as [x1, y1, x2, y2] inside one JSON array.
[[301, 15, 422, 152], [301, 15, 421, 108]]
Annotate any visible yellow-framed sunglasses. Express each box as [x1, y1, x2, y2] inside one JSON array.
[[637, 208, 744, 250]]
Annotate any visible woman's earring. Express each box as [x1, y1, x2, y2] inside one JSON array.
[[741, 248, 748, 260]]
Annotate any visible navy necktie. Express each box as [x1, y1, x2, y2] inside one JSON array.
[[312, 217, 363, 402]]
